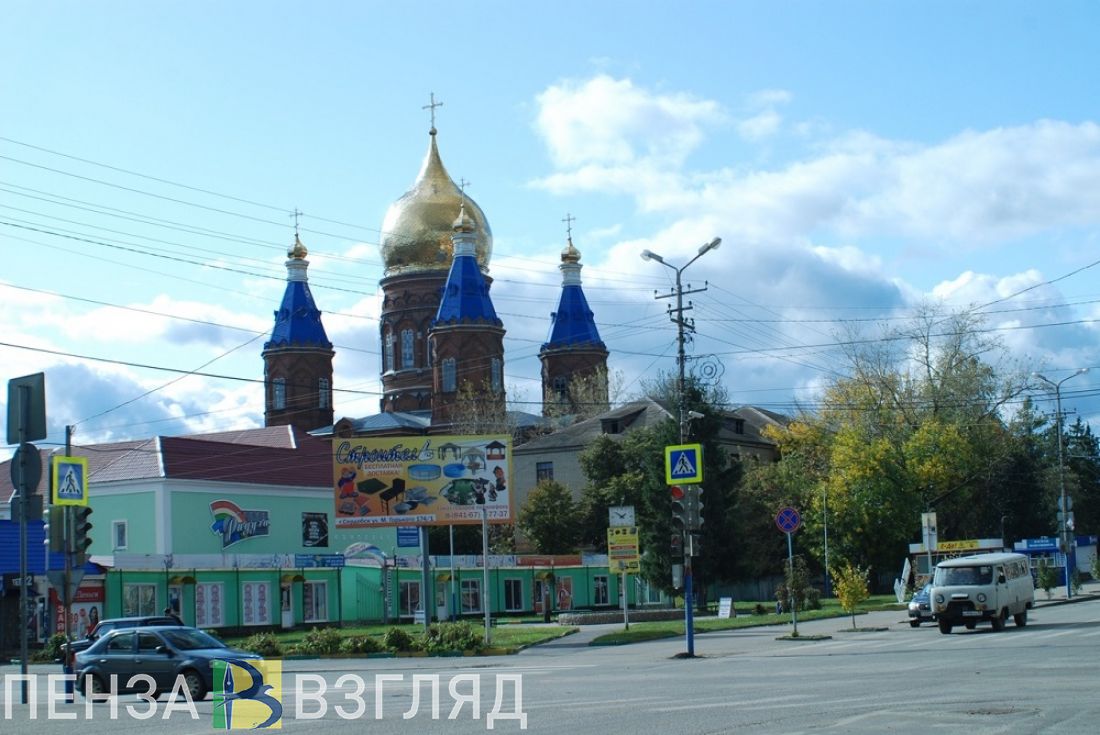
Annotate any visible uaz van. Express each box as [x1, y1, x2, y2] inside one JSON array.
[[930, 552, 1034, 634]]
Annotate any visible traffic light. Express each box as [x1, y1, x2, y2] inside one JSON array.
[[73, 506, 93, 565], [44, 505, 66, 554], [686, 486, 705, 530], [670, 485, 688, 529], [670, 530, 683, 558]]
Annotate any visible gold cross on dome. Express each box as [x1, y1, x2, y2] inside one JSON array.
[[290, 208, 302, 235], [562, 213, 576, 239], [422, 92, 443, 132]]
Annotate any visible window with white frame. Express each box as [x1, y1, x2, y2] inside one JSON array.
[[442, 358, 457, 392], [241, 581, 272, 626], [123, 584, 157, 616], [401, 328, 415, 369], [490, 357, 502, 393], [593, 575, 609, 606], [273, 378, 286, 410], [304, 581, 328, 622], [195, 582, 224, 628], [319, 378, 331, 408], [112, 520, 128, 551], [461, 579, 482, 613], [383, 330, 395, 372], [504, 578, 523, 611], [399, 581, 421, 617]]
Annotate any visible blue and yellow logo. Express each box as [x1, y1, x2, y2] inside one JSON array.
[[212, 658, 283, 729]]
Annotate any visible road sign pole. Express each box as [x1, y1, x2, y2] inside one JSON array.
[[685, 556, 695, 656], [16, 385, 31, 704], [620, 563, 630, 630], [787, 531, 798, 636]]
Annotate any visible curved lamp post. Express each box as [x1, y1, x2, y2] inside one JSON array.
[[640, 237, 721, 657]]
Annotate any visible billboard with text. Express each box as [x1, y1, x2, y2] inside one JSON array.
[[333, 435, 512, 527]]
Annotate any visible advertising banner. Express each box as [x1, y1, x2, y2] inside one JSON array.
[[333, 435, 512, 527], [50, 584, 104, 640]]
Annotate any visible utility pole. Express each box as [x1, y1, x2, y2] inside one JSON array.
[[1033, 369, 1089, 599], [641, 237, 721, 658]]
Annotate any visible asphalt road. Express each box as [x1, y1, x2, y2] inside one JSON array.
[[3, 599, 1098, 734]]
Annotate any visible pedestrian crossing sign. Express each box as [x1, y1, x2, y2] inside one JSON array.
[[51, 456, 89, 506], [665, 443, 703, 484]]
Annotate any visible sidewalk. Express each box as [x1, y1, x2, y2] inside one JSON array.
[[1032, 577, 1100, 607]]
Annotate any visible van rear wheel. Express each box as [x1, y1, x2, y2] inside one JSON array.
[[938, 619, 952, 634], [1014, 611, 1027, 627]]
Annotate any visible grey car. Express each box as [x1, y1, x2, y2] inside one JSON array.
[[74, 626, 261, 701], [907, 584, 935, 626]]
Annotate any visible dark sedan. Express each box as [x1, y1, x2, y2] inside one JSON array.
[[907, 584, 936, 626], [74, 626, 261, 701], [63, 615, 184, 657]]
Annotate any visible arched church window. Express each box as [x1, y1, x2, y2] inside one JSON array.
[[273, 378, 287, 410], [319, 378, 331, 408], [442, 358, 456, 392], [383, 330, 395, 373], [491, 358, 503, 394], [401, 328, 415, 369]]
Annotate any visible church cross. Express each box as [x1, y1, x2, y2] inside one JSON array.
[[422, 92, 444, 132]]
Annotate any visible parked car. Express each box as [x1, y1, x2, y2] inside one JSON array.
[[907, 584, 935, 627], [75, 626, 261, 701], [63, 615, 184, 656]]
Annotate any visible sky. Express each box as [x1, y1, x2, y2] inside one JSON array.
[[2, 1, 1099, 461]]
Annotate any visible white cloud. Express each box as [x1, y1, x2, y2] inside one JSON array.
[[534, 75, 722, 170]]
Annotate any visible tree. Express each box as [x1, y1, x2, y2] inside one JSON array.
[[833, 562, 870, 630], [517, 480, 580, 554]]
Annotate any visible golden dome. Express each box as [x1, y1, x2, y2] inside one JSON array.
[[288, 234, 308, 260], [380, 132, 492, 274], [561, 236, 581, 263]]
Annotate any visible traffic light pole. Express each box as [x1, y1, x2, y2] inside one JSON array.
[[63, 425, 75, 700], [16, 386, 30, 705]]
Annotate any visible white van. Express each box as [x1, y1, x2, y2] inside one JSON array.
[[930, 552, 1034, 634]]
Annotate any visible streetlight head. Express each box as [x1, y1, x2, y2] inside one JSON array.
[[640, 249, 664, 263], [698, 237, 721, 255], [1075, 367, 1090, 376]]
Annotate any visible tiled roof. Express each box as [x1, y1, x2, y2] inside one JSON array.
[[543, 283, 605, 350], [264, 279, 332, 350], [433, 250, 501, 327]]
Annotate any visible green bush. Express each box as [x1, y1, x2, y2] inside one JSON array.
[[339, 635, 384, 655], [31, 633, 68, 663], [297, 627, 343, 656], [243, 632, 283, 658], [1037, 560, 1058, 599], [382, 627, 419, 652], [418, 622, 483, 654], [804, 587, 822, 610]]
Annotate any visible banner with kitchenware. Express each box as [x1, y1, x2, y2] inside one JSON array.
[[332, 435, 512, 527]]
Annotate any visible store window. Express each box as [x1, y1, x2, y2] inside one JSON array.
[[504, 579, 523, 611], [304, 581, 328, 622], [112, 520, 128, 551], [123, 584, 157, 616], [593, 575, 609, 606], [461, 579, 482, 613], [195, 582, 224, 628], [399, 581, 421, 617], [241, 581, 271, 626]]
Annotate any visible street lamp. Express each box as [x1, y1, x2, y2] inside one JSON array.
[[641, 236, 721, 658], [641, 237, 721, 443], [1032, 368, 1089, 599]]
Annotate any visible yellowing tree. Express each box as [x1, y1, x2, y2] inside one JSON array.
[[833, 562, 870, 630]]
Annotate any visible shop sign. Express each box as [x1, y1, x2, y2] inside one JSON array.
[[210, 500, 270, 548]]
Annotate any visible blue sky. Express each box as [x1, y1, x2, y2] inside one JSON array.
[[2, 1, 1099, 459]]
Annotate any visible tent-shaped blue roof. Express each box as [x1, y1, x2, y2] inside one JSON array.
[[265, 278, 332, 350], [433, 252, 502, 327], [543, 283, 604, 350]]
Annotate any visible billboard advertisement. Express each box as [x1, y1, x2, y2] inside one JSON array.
[[333, 435, 512, 527]]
